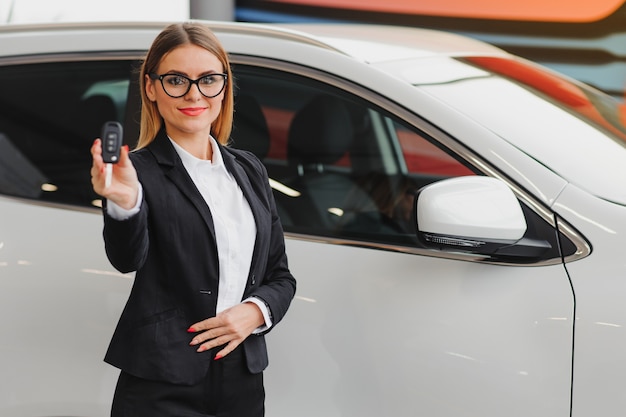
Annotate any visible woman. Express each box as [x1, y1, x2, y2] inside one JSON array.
[[90, 22, 296, 417]]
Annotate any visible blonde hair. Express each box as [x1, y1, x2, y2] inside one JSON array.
[[135, 22, 234, 149]]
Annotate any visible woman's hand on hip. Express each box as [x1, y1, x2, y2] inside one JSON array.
[[187, 302, 265, 359], [91, 139, 139, 210]]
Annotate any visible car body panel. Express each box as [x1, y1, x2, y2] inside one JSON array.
[[0, 196, 131, 416], [268, 239, 574, 416], [551, 184, 626, 417]]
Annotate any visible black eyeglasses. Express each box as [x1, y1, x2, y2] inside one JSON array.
[[148, 72, 228, 98]]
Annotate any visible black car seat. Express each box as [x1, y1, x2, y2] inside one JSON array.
[[280, 94, 376, 232], [231, 94, 270, 160]]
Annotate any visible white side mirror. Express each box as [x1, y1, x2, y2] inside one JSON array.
[[416, 177, 550, 259], [417, 176, 526, 241]]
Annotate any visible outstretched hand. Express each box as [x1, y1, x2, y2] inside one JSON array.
[[90, 139, 139, 210], [187, 302, 265, 360]]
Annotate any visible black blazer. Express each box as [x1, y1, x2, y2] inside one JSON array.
[[102, 129, 296, 385]]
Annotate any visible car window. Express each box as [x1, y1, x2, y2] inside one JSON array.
[[0, 60, 135, 208], [232, 66, 476, 246]]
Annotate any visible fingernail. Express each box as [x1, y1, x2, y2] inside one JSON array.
[[214, 354, 223, 361], [123, 145, 129, 152], [187, 327, 196, 333]]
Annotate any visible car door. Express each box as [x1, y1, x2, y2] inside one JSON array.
[[0, 57, 139, 416], [230, 62, 577, 417]]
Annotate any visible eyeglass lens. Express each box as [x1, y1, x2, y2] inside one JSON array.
[[161, 74, 226, 98]]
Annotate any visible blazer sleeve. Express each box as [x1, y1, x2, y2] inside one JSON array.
[[101, 154, 151, 274]]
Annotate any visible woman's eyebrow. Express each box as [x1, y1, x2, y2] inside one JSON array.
[[160, 69, 223, 76], [198, 70, 224, 76]]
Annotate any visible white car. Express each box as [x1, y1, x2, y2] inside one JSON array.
[[1, 21, 625, 417]]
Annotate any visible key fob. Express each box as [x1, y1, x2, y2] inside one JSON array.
[[101, 121, 123, 164]]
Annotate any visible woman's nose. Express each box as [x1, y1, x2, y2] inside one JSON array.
[[185, 82, 203, 99]]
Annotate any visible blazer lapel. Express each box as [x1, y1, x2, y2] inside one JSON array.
[[221, 148, 261, 220], [220, 146, 270, 276], [147, 129, 217, 242]]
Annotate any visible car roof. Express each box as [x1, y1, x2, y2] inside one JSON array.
[[275, 23, 507, 63], [0, 20, 508, 64]]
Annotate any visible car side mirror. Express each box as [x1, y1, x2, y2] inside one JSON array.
[[415, 176, 551, 260]]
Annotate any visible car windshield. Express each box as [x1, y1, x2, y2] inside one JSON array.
[[415, 55, 626, 206]]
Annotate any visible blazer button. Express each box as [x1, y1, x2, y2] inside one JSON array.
[[200, 290, 212, 295], [250, 275, 256, 285]]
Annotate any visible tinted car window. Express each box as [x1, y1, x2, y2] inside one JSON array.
[[232, 66, 476, 246], [0, 60, 134, 208]]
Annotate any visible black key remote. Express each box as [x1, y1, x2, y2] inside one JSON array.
[[101, 121, 123, 164]]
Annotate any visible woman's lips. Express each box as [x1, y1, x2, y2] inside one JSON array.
[[179, 107, 206, 116]]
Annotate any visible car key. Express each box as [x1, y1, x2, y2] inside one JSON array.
[[100, 121, 123, 188]]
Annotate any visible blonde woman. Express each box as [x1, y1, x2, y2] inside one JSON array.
[[91, 22, 296, 417]]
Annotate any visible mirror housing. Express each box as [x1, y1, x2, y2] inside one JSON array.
[[416, 176, 551, 259]]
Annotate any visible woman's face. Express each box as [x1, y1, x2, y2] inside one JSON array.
[[145, 43, 225, 141]]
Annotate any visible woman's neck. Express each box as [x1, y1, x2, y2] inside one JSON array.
[[169, 133, 213, 160]]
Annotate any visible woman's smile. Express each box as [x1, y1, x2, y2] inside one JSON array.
[[179, 106, 207, 116]]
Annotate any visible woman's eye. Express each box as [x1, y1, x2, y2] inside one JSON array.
[[200, 75, 219, 85], [166, 75, 187, 86]]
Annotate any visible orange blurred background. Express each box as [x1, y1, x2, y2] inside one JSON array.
[[267, 0, 626, 22]]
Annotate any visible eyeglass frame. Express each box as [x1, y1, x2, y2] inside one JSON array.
[[148, 72, 228, 98]]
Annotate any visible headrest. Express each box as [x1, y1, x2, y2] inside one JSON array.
[[287, 95, 354, 167], [232, 95, 271, 159]]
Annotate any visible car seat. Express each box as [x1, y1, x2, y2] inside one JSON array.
[[231, 94, 271, 160], [279, 94, 376, 232]]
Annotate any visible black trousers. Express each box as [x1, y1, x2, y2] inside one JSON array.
[[110, 346, 264, 417]]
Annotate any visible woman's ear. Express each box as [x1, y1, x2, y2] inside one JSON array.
[[145, 73, 157, 102]]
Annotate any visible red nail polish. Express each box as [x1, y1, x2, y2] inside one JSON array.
[[187, 327, 196, 333], [122, 145, 129, 152], [214, 354, 223, 361]]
